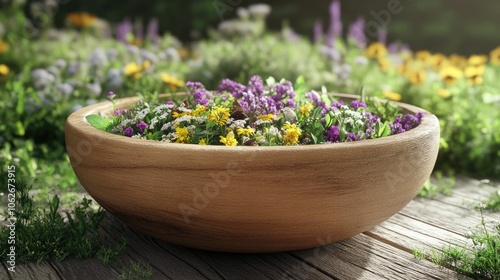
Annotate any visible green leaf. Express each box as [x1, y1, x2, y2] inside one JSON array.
[[266, 76, 276, 86], [86, 115, 111, 131]]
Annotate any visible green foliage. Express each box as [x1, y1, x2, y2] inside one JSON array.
[[118, 261, 154, 280], [418, 171, 456, 198], [484, 189, 500, 212], [413, 210, 500, 279], [0, 182, 126, 264]]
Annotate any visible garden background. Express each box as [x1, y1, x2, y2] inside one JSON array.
[[0, 0, 499, 275]]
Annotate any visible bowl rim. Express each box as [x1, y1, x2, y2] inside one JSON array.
[[66, 93, 439, 153]]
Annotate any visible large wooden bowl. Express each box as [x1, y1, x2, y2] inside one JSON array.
[[65, 94, 440, 253]]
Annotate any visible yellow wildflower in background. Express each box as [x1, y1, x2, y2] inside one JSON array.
[[172, 111, 189, 119], [449, 54, 467, 69], [161, 73, 185, 91], [378, 58, 389, 72], [430, 53, 448, 70], [209, 106, 230, 126], [415, 50, 432, 63], [464, 66, 485, 86], [438, 88, 451, 99], [0, 64, 9, 77], [468, 55, 487, 67], [124, 62, 143, 79], [300, 103, 314, 117], [407, 70, 426, 85], [283, 123, 302, 145], [440, 66, 463, 85], [365, 42, 387, 59], [66, 12, 98, 29], [490, 47, 500, 65], [0, 40, 9, 54], [220, 131, 238, 146], [383, 91, 402, 101], [174, 127, 189, 143], [237, 127, 256, 137]]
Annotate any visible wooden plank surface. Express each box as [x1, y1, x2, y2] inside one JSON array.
[[7, 176, 498, 280]]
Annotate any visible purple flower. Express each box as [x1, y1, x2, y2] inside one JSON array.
[[147, 18, 159, 46], [218, 79, 247, 98], [390, 113, 423, 135], [116, 18, 132, 44], [166, 100, 174, 105], [107, 91, 116, 100], [348, 17, 366, 48], [378, 28, 388, 45], [114, 109, 126, 116], [248, 75, 264, 96], [136, 121, 148, 133], [313, 20, 324, 43], [134, 20, 143, 41], [326, 0, 342, 47], [347, 132, 362, 141], [325, 126, 340, 143], [331, 100, 345, 109], [350, 100, 367, 111], [305, 91, 326, 113], [123, 127, 134, 137], [187, 81, 211, 105]]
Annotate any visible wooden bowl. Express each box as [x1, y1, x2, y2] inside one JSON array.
[[65, 94, 440, 253]]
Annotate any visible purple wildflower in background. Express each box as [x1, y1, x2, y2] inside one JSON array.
[[378, 28, 388, 45], [116, 18, 132, 44], [325, 126, 340, 142], [114, 109, 126, 116], [123, 127, 134, 137], [136, 121, 148, 133], [313, 20, 324, 43], [326, 0, 342, 47], [248, 75, 265, 96], [350, 100, 367, 111], [147, 18, 159, 46], [348, 17, 366, 48], [134, 20, 143, 41], [166, 101, 174, 105]]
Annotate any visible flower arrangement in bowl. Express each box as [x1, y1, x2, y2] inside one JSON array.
[[65, 75, 440, 253]]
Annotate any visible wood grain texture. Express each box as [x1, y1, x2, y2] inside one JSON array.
[[65, 94, 440, 252], [9, 177, 496, 279]]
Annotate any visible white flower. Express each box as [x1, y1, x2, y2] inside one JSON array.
[[248, 4, 271, 18]]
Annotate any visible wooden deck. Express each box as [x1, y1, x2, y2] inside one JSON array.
[[5, 176, 499, 280]]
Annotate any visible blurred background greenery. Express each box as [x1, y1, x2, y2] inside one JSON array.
[[41, 0, 500, 55]]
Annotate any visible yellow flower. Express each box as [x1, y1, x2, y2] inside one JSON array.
[[172, 111, 189, 119], [490, 47, 500, 65], [449, 54, 467, 68], [407, 70, 426, 85], [430, 53, 448, 70], [258, 114, 277, 122], [440, 66, 463, 85], [161, 73, 185, 92], [438, 88, 451, 99], [415, 50, 432, 63], [0, 64, 10, 77], [124, 62, 143, 79], [383, 91, 402, 101], [237, 127, 256, 137], [209, 106, 230, 126], [198, 138, 207, 145], [191, 105, 207, 117], [66, 12, 98, 29], [378, 58, 389, 72], [464, 66, 485, 86], [300, 103, 314, 117], [0, 40, 9, 54], [174, 127, 189, 143], [468, 55, 487, 67], [365, 42, 387, 59], [220, 131, 238, 146], [396, 60, 410, 75], [283, 123, 302, 145]]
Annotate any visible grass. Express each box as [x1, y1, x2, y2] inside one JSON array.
[[418, 171, 456, 198], [413, 209, 500, 279], [0, 181, 126, 264], [484, 189, 500, 212], [118, 261, 154, 280]]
